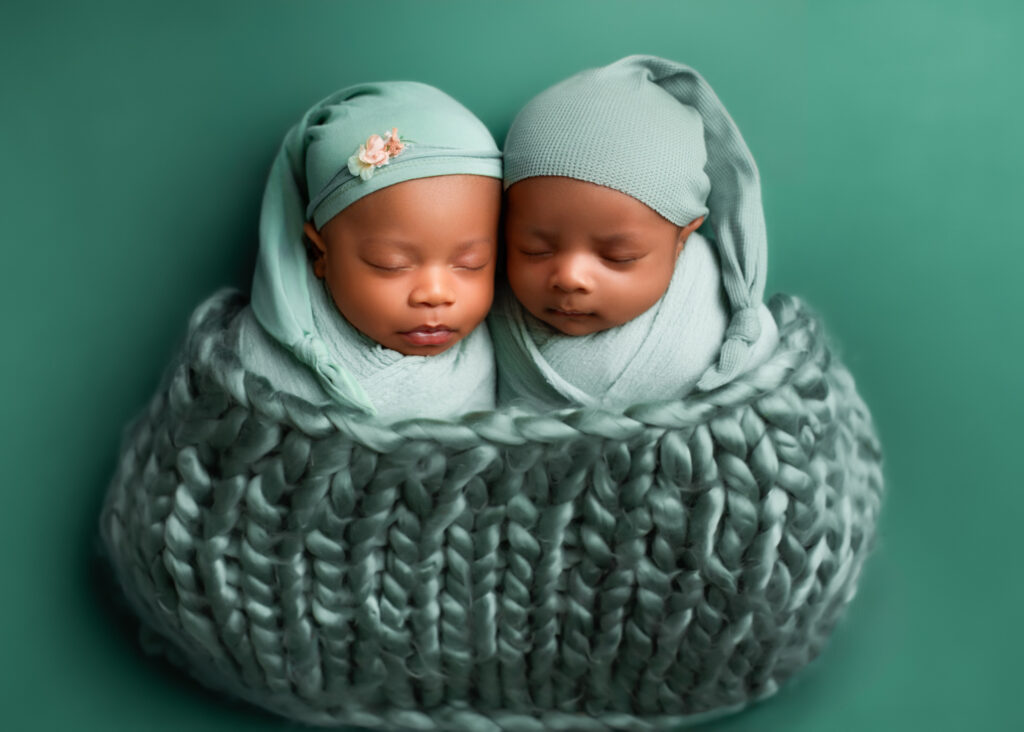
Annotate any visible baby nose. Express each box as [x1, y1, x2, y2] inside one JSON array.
[[409, 266, 456, 307], [550, 253, 595, 293]]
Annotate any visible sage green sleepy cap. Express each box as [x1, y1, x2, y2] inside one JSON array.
[[251, 81, 502, 413], [503, 55, 768, 391]]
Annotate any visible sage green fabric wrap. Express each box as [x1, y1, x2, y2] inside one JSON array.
[[251, 81, 502, 415], [237, 269, 497, 423], [503, 55, 770, 392], [490, 232, 779, 411], [100, 289, 884, 731]]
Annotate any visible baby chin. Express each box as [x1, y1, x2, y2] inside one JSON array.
[[540, 307, 611, 336]]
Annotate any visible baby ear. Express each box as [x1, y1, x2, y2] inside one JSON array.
[[304, 222, 327, 278], [675, 215, 706, 257]]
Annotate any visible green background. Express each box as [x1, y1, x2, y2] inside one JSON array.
[[2, 0, 1022, 729]]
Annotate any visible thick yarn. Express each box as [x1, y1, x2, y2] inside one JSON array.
[[101, 288, 884, 731], [504, 55, 769, 391]]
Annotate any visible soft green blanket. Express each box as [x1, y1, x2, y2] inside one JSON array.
[[100, 289, 884, 731], [490, 233, 778, 411]]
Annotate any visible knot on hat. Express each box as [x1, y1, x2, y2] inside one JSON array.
[[696, 306, 763, 392], [725, 306, 762, 344], [294, 332, 377, 415], [296, 333, 330, 369]]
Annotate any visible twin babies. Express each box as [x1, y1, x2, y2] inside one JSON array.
[[237, 55, 779, 422]]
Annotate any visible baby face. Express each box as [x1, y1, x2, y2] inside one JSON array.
[[305, 175, 501, 356], [505, 177, 702, 336]]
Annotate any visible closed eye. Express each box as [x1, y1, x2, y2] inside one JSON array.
[[453, 253, 491, 271], [602, 254, 645, 264], [366, 262, 411, 272]]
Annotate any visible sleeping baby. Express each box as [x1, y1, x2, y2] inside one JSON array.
[[233, 81, 503, 422], [490, 55, 779, 411]]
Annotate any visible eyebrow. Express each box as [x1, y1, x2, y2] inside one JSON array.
[[357, 237, 493, 251], [528, 228, 559, 241], [357, 237, 418, 251], [592, 232, 642, 246], [524, 229, 643, 247], [451, 237, 494, 251]]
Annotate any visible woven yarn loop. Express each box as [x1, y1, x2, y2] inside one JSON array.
[[100, 289, 884, 731]]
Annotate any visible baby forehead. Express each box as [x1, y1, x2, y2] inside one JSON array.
[[357, 175, 502, 212], [355, 235, 494, 253], [320, 175, 501, 234], [505, 177, 678, 229]]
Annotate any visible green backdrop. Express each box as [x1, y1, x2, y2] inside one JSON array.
[[2, 0, 1022, 730]]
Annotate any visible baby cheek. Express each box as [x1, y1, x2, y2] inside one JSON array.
[[352, 278, 403, 316], [464, 273, 495, 316], [618, 269, 670, 317], [506, 265, 540, 306]]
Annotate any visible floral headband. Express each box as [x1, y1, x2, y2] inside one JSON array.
[[303, 124, 501, 225], [347, 127, 412, 181]]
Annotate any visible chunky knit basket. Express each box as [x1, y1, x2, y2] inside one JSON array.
[[100, 289, 883, 731]]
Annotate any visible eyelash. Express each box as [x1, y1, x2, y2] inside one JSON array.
[[369, 263, 409, 272], [520, 251, 640, 264], [369, 263, 488, 272]]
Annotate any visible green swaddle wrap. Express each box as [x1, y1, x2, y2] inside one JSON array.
[[498, 55, 773, 402], [248, 81, 502, 418], [236, 272, 497, 422], [492, 232, 778, 410]]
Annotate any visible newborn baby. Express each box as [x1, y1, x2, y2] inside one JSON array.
[[490, 55, 779, 411], [234, 81, 503, 421]]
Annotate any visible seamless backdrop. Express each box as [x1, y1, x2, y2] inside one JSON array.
[[2, 1, 1022, 730]]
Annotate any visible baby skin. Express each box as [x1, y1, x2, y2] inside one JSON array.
[[304, 174, 502, 355], [504, 176, 704, 335]]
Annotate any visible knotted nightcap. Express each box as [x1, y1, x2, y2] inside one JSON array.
[[250, 81, 503, 414], [503, 55, 768, 390]]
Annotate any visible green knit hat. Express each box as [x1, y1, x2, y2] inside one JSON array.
[[251, 81, 502, 413], [503, 55, 768, 391]]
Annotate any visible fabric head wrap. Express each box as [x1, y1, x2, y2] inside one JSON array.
[[503, 55, 768, 390], [250, 81, 502, 414]]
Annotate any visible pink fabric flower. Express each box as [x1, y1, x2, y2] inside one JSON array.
[[359, 134, 390, 167], [384, 127, 405, 157], [347, 128, 407, 181]]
